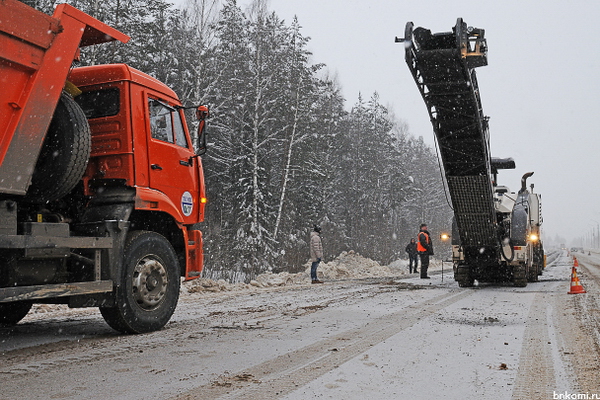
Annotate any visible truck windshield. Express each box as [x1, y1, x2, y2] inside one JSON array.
[[75, 88, 120, 119]]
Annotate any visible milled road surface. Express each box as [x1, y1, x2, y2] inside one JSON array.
[[1, 250, 599, 399]]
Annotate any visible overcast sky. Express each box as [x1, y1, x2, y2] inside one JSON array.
[[194, 0, 600, 244]]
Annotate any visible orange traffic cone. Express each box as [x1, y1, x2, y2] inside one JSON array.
[[568, 259, 586, 294]]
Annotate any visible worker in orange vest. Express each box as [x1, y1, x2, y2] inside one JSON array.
[[417, 223, 434, 279]]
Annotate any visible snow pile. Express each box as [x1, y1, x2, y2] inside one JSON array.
[[316, 251, 395, 279], [187, 278, 250, 293], [249, 271, 301, 287], [184, 250, 415, 294]]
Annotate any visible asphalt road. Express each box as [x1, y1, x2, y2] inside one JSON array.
[[1, 249, 598, 400]]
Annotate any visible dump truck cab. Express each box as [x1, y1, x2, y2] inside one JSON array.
[[69, 64, 206, 280]]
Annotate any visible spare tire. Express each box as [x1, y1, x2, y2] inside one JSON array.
[[26, 92, 91, 202], [0, 301, 32, 325]]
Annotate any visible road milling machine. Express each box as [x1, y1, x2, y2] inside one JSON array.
[[396, 19, 544, 287]]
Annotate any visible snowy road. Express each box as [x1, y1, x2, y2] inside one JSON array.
[[1, 250, 599, 399]]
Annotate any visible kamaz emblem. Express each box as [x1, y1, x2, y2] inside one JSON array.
[[181, 191, 193, 216]]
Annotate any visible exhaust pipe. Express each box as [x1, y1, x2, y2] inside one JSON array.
[[520, 172, 534, 193]]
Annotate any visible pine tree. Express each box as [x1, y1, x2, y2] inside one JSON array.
[[200, 0, 253, 280]]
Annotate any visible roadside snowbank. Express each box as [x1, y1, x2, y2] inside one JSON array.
[[184, 250, 448, 294]]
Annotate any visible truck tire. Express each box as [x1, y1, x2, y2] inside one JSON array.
[[0, 301, 33, 325], [100, 231, 180, 334], [27, 92, 91, 202]]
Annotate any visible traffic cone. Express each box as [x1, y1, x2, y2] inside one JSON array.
[[568, 260, 586, 294]]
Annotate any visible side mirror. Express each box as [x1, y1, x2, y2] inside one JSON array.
[[196, 105, 209, 121], [195, 106, 209, 155]]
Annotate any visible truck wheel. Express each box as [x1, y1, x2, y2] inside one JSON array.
[[27, 92, 91, 202], [0, 301, 33, 325], [100, 231, 180, 334]]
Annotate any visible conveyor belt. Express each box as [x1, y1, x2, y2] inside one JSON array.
[[399, 19, 498, 247]]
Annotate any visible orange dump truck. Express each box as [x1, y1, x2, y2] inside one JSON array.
[[0, 0, 208, 333]]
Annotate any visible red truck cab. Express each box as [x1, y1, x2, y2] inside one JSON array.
[[69, 64, 206, 279]]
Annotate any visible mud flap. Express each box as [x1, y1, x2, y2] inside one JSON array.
[[186, 229, 203, 280]]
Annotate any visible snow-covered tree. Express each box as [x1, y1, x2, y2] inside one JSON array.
[[29, 0, 452, 279]]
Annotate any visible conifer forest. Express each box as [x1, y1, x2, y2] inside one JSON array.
[[26, 0, 452, 281]]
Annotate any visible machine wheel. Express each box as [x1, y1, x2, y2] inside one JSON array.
[[100, 231, 180, 334], [534, 243, 545, 275], [455, 265, 474, 287], [0, 301, 33, 325], [513, 264, 528, 287], [27, 92, 91, 202], [527, 261, 539, 282], [457, 277, 475, 287]]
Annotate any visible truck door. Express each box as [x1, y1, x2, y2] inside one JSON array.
[[147, 97, 198, 223]]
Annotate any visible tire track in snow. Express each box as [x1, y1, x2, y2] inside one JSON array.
[[171, 288, 474, 400], [511, 288, 556, 399], [510, 251, 578, 399]]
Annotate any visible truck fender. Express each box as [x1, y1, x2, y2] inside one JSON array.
[[510, 205, 528, 246], [134, 187, 186, 223]]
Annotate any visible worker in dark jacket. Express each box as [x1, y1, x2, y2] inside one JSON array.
[[405, 238, 419, 274], [310, 225, 324, 284], [417, 224, 434, 279]]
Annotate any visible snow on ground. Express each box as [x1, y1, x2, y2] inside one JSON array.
[[279, 249, 580, 400], [9, 249, 598, 400]]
